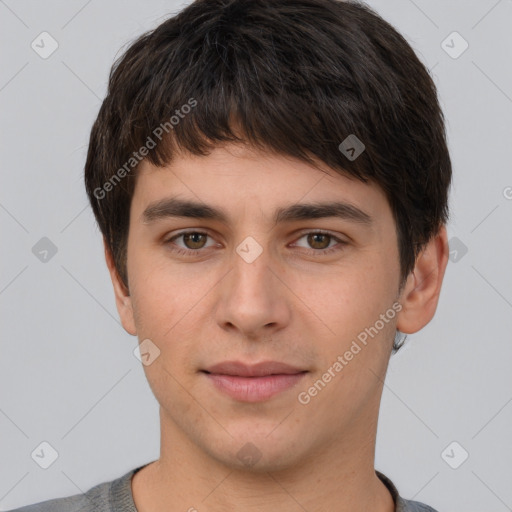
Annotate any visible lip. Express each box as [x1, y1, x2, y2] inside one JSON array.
[[203, 361, 305, 377], [202, 361, 308, 402]]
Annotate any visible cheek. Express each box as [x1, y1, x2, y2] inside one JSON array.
[[130, 273, 188, 341], [320, 263, 392, 334], [127, 251, 217, 358], [305, 254, 399, 392], [302, 265, 397, 418], [127, 247, 175, 337]]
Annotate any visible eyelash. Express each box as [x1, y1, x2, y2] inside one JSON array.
[[164, 230, 347, 258]]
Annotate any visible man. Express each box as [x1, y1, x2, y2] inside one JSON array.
[[9, 0, 451, 510]]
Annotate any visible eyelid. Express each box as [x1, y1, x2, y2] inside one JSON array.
[[293, 227, 347, 241], [290, 229, 346, 251], [164, 229, 218, 248]]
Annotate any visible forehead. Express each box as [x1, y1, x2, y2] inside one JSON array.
[[131, 144, 391, 228]]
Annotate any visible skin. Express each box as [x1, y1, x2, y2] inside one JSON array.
[[105, 142, 449, 512]]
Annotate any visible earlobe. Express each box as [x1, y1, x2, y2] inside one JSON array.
[[396, 226, 449, 335], [103, 237, 137, 336]]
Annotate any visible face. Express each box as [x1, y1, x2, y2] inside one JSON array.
[[108, 143, 441, 472]]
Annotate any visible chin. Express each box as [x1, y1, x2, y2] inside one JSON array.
[[208, 430, 308, 473]]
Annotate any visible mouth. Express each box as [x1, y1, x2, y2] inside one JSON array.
[[201, 361, 308, 402]]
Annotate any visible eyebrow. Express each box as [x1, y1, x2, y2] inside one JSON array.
[[141, 197, 373, 227]]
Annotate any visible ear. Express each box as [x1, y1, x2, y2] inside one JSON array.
[[396, 225, 449, 334], [103, 237, 137, 336]]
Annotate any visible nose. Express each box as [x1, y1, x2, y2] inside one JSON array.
[[214, 238, 291, 341]]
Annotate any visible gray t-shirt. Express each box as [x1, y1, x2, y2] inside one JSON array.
[[6, 464, 439, 511]]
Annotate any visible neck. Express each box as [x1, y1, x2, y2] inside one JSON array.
[[132, 411, 395, 512]]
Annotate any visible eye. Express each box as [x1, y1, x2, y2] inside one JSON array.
[[292, 231, 347, 256], [164, 231, 216, 256], [163, 230, 347, 257]]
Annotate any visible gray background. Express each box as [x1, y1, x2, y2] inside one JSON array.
[[1, 0, 511, 510]]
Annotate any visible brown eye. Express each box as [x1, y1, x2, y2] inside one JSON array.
[[292, 231, 346, 257], [165, 231, 214, 255], [306, 233, 332, 250], [182, 232, 208, 249]]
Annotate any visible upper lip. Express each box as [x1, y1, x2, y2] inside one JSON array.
[[202, 361, 306, 377]]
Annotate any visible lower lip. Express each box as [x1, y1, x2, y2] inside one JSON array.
[[203, 372, 307, 402]]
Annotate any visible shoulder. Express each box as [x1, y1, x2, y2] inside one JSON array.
[[3, 466, 140, 512], [4, 482, 108, 511], [397, 496, 440, 512], [376, 470, 440, 512], [4, 491, 99, 511]]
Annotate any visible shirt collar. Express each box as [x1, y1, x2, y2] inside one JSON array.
[[119, 465, 413, 512]]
